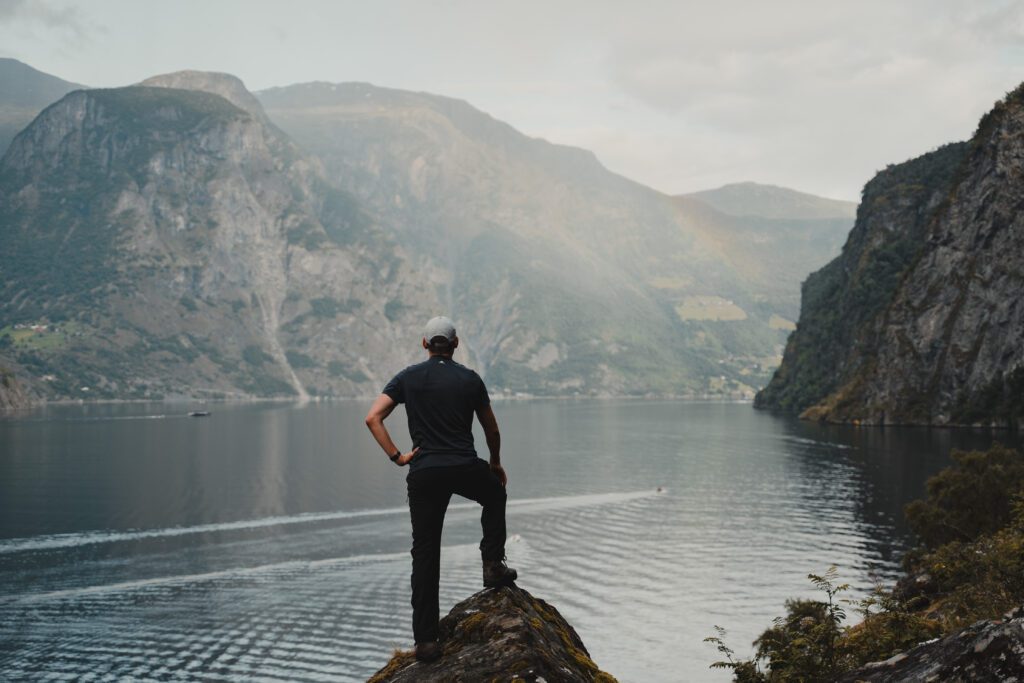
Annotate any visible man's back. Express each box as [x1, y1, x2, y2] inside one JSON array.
[[383, 356, 489, 471]]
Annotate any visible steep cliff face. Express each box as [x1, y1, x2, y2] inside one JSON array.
[[370, 586, 617, 683], [758, 85, 1024, 427], [0, 84, 438, 400], [754, 143, 968, 414]]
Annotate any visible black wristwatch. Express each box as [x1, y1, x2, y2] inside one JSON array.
[[389, 450, 402, 464]]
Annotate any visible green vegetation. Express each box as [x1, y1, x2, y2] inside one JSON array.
[[319, 186, 371, 246], [328, 359, 368, 382], [0, 322, 80, 352], [709, 444, 1024, 681], [88, 87, 248, 134], [286, 218, 328, 251], [904, 444, 1024, 551], [285, 350, 316, 368], [237, 372, 296, 396], [383, 299, 406, 322], [309, 296, 355, 318], [951, 367, 1024, 428], [242, 345, 273, 367]]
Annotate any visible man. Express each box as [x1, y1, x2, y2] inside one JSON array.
[[364, 316, 517, 663]]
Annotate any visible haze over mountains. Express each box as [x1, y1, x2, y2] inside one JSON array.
[[0, 59, 855, 402]]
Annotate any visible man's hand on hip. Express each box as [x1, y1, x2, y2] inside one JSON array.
[[490, 463, 507, 487], [396, 447, 420, 467]]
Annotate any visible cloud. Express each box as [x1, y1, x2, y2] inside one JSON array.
[[583, 0, 1024, 197], [0, 0, 93, 44]]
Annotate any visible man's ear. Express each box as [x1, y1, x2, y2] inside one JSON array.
[[422, 338, 429, 350], [452, 337, 459, 349]]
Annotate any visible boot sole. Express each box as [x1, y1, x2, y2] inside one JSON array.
[[483, 573, 518, 588]]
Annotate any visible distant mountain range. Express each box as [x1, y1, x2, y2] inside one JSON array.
[[756, 85, 1024, 428], [0, 59, 854, 402]]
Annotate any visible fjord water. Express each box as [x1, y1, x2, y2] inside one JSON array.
[[0, 401, 1014, 682]]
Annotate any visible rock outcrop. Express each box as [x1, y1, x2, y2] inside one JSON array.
[[369, 586, 617, 683], [0, 365, 36, 411], [757, 82, 1024, 428], [838, 606, 1024, 682]]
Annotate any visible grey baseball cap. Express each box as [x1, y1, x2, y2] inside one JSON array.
[[423, 316, 457, 343]]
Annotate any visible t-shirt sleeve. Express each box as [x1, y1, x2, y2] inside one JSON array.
[[382, 370, 405, 403], [475, 374, 490, 408]]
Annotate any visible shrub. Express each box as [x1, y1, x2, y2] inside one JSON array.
[[708, 445, 1024, 681], [242, 345, 272, 367], [904, 444, 1024, 550]]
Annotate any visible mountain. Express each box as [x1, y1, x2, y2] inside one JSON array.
[[672, 186, 855, 319], [686, 181, 856, 220], [257, 81, 853, 396], [0, 80, 440, 400], [0, 66, 856, 401], [756, 85, 1024, 428], [0, 58, 86, 156]]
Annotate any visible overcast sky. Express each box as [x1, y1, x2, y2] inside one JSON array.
[[2, 0, 1023, 200]]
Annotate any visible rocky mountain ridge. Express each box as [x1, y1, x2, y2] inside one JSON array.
[[756, 83, 1024, 427], [1, 64, 854, 402]]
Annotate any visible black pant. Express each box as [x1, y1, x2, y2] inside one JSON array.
[[406, 458, 507, 643]]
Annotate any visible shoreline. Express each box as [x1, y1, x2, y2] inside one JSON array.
[[6, 396, 1016, 432]]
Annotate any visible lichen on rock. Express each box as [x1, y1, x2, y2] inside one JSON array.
[[369, 585, 617, 683], [837, 605, 1024, 682]]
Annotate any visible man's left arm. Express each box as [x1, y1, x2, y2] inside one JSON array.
[[475, 403, 506, 487], [365, 394, 419, 466]]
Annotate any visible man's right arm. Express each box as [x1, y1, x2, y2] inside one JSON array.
[[475, 404, 506, 486], [365, 394, 419, 466]]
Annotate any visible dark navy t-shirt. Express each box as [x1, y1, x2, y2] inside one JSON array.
[[382, 355, 490, 472]]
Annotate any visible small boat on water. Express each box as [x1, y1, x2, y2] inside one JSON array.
[[188, 411, 211, 417]]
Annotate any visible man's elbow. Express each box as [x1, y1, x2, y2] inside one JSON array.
[[486, 427, 501, 441], [364, 413, 380, 429]]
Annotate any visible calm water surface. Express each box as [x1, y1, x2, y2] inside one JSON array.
[[0, 400, 1016, 682]]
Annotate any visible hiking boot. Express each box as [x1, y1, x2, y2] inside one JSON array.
[[415, 640, 441, 663], [483, 558, 518, 588]]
